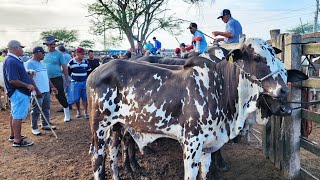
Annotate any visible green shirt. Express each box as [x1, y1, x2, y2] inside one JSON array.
[[43, 50, 65, 78], [0, 56, 5, 62]]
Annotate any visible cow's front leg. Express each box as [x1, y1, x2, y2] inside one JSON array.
[[183, 140, 203, 180]]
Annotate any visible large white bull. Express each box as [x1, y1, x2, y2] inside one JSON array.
[[88, 38, 307, 180]]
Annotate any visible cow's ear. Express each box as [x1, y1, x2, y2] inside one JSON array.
[[273, 47, 282, 54], [287, 69, 308, 82], [226, 49, 242, 63]]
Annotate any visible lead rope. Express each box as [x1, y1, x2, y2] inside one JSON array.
[[31, 92, 58, 139], [233, 62, 281, 89]]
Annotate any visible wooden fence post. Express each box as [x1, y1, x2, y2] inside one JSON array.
[[283, 34, 302, 179]]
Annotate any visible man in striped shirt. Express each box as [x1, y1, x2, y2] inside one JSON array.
[[68, 47, 91, 119]]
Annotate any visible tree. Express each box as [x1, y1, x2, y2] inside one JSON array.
[[87, 0, 185, 51], [287, 22, 319, 34], [79, 40, 95, 49], [40, 29, 79, 47]]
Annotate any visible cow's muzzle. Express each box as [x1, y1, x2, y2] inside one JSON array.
[[260, 94, 292, 116]]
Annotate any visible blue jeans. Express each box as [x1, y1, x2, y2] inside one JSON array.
[[71, 81, 87, 103], [10, 90, 30, 120], [30, 92, 51, 129], [63, 75, 73, 105]]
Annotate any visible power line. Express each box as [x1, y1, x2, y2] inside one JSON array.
[[231, 5, 314, 12], [246, 12, 314, 24]]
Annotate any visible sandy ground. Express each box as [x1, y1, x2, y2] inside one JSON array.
[[0, 98, 319, 179]]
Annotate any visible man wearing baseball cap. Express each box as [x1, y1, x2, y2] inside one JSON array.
[[26, 46, 58, 135], [67, 47, 91, 120], [185, 22, 208, 53], [212, 9, 243, 43], [42, 35, 71, 122], [3, 40, 35, 147]]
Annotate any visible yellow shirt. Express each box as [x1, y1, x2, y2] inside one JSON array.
[[0, 56, 5, 62]]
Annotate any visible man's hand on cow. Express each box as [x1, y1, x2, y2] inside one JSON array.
[[214, 38, 225, 43], [212, 31, 221, 37]]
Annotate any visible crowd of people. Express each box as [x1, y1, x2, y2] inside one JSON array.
[[2, 36, 102, 147], [143, 9, 242, 58], [1, 8, 242, 147]]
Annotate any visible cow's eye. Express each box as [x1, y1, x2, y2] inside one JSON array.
[[254, 56, 267, 64]]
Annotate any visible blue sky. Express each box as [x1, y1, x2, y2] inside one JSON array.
[[0, 0, 316, 50]]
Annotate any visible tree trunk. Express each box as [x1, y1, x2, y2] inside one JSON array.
[[125, 31, 135, 52]]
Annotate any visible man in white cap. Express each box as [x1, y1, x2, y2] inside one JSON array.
[[3, 40, 34, 147], [42, 35, 71, 122], [212, 9, 243, 43]]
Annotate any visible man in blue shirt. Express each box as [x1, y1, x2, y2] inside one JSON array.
[[3, 40, 35, 147], [152, 37, 162, 53], [212, 9, 243, 44], [186, 22, 208, 53], [43, 36, 70, 122]]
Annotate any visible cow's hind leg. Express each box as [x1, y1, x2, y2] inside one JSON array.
[[92, 132, 107, 180], [213, 149, 230, 172], [108, 124, 122, 180], [183, 140, 203, 180], [200, 152, 214, 180], [123, 132, 141, 172]]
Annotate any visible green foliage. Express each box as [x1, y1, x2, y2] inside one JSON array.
[[79, 40, 95, 49], [40, 29, 79, 46], [287, 22, 320, 34], [87, 0, 185, 50]]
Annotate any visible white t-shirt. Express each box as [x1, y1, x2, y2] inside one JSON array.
[[25, 59, 50, 93]]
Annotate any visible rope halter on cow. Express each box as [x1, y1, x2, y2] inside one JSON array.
[[233, 61, 282, 89]]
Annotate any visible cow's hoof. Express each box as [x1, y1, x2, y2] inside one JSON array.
[[124, 163, 133, 173], [232, 135, 242, 143], [217, 162, 230, 172], [131, 161, 141, 172]]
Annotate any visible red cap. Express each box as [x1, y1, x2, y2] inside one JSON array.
[[175, 48, 181, 54], [75, 47, 86, 55]]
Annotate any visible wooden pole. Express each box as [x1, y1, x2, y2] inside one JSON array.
[[283, 34, 302, 179]]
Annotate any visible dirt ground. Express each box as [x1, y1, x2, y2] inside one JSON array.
[[0, 98, 319, 180]]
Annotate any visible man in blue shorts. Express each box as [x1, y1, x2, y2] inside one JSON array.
[[3, 40, 35, 147], [68, 47, 91, 119], [212, 9, 243, 43]]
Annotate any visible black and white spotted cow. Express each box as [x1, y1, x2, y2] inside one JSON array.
[[87, 38, 307, 180]]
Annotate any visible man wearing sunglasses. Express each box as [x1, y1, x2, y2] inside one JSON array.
[[212, 9, 243, 44], [42, 36, 71, 122]]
